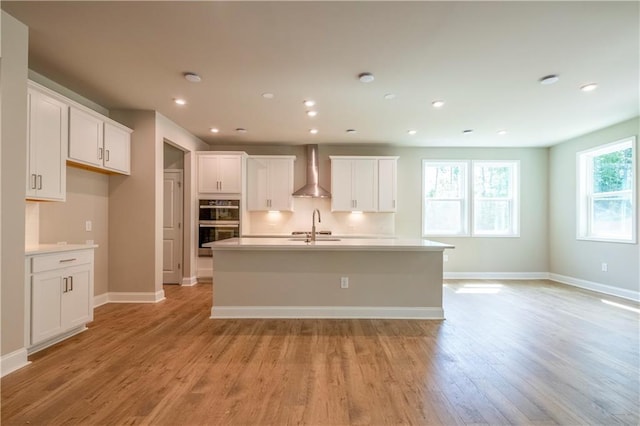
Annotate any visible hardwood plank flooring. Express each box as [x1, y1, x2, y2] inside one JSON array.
[[1, 279, 638, 425]]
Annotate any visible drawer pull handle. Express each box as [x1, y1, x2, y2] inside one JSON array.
[[63, 277, 68, 293], [69, 276, 74, 291], [59, 258, 77, 263]]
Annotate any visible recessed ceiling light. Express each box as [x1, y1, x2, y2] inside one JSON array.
[[539, 74, 559, 85], [407, 130, 417, 135], [235, 128, 247, 133], [580, 83, 598, 92], [304, 100, 316, 107], [183, 72, 201, 83], [358, 72, 375, 83], [309, 129, 319, 135], [210, 128, 219, 134], [463, 129, 474, 134], [174, 98, 187, 105], [497, 129, 507, 135], [306, 110, 318, 117], [346, 129, 357, 134], [432, 100, 445, 108], [384, 93, 396, 100]]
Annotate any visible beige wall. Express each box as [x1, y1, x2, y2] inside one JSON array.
[[211, 144, 550, 274], [39, 167, 109, 296], [108, 110, 158, 293], [164, 143, 184, 170], [1, 11, 28, 356], [550, 117, 639, 292]]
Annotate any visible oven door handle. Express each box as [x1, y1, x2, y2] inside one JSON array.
[[199, 224, 239, 228]]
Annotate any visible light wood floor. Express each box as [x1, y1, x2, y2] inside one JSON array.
[[2, 280, 638, 425]]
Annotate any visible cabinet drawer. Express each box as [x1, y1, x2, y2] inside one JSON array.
[[30, 250, 93, 273]]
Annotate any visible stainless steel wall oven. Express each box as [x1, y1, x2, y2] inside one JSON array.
[[198, 199, 240, 256]]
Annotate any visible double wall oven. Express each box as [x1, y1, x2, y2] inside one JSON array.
[[198, 199, 240, 256]]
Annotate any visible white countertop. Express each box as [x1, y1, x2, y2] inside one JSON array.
[[206, 237, 453, 252], [25, 243, 98, 255]]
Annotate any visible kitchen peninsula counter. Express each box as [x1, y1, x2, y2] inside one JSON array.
[[206, 238, 453, 320]]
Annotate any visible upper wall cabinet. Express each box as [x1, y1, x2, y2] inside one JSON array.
[[26, 85, 68, 202], [68, 106, 132, 175], [197, 152, 246, 196], [330, 156, 398, 212], [247, 156, 295, 211]]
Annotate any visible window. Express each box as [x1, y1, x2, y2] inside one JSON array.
[[473, 161, 519, 236], [423, 160, 519, 237], [578, 137, 636, 243], [423, 161, 468, 235]]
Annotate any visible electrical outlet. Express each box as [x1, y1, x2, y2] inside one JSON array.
[[443, 254, 449, 262], [85, 220, 92, 232], [340, 277, 349, 289], [601, 263, 608, 272]]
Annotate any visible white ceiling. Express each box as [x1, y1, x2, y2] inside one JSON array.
[[3, 1, 639, 148]]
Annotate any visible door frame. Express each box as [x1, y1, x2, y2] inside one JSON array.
[[163, 169, 184, 284]]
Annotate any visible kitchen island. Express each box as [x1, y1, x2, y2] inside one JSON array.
[[205, 237, 453, 319]]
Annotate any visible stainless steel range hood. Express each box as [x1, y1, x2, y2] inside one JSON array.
[[292, 145, 331, 198]]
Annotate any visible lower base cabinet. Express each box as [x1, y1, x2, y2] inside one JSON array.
[[26, 248, 94, 353]]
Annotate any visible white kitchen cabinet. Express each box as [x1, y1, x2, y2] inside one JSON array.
[[330, 157, 378, 212], [26, 248, 94, 352], [68, 106, 132, 175], [378, 157, 398, 212], [197, 152, 245, 195], [330, 156, 399, 212], [247, 156, 295, 211], [26, 85, 68, 201]]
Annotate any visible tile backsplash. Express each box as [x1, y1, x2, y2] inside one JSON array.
[[245, 198, 395, 236], [25, 202, 40, 246]]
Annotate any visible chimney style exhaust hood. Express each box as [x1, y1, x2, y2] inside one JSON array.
[[292, 145, 331, 198]]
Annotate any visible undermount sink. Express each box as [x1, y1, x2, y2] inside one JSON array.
[[288, 238, 342, 242]]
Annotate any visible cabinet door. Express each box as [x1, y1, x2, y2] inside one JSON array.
[[331, 159, 354, 211], [103, 122, 131, 174], [247, 157, 269, 210], [27, 89, 68, 201], [69, 107, 103, 168], [352, 159, 378, 211], [31, 271, 64, 345], [198, 155, 220, 193], [62, 266, 92, 329], [268, 158, 294, 211], [378, 158, 397, 212], [218, 155, 242, 193]]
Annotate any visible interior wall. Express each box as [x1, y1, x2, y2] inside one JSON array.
[[108, 110, 159, 294], [164, 143, 184, 170], [38, 167, 110, 296], [549, 116, 639, 293], [1, 11, 28, 356], [211, 144, 550, 274]]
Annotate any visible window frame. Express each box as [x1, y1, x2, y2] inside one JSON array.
[[422, 159, 520, 238], [577, 136, 637, 244]]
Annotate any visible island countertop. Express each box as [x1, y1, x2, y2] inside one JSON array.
[[205, 237, 453, 252]]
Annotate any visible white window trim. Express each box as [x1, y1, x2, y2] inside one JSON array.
[[422, 159, 520, 238], [576, 136, 637, 244]]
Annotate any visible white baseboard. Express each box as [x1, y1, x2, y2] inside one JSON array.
[[94, 293, 109, 307], [1, 348, 30, 377], [105, 290, 166, 304], [181, 276, 198, 286], [444, 272, 550, 280], [210, 306, 444, 319], [549, 273, 640, 302]]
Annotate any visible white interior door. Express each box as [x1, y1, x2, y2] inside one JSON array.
[[163, 170, 183, 284]]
